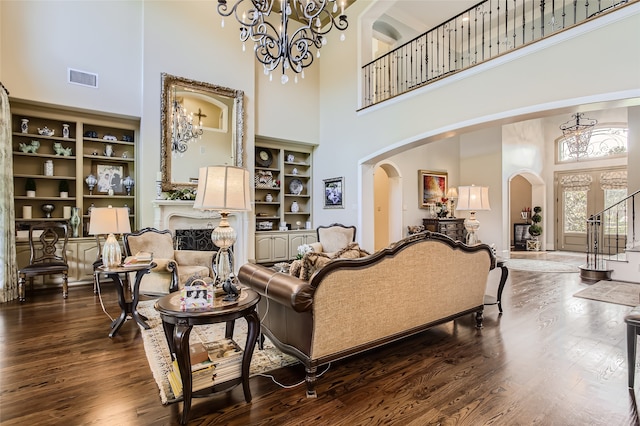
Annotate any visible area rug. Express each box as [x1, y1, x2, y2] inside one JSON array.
[[504, 259, 580, 273], [573, 280, 640, 307], [137, 300, 298, 404]]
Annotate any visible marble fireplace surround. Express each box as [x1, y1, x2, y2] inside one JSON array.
[[152, 200, 249, 271]]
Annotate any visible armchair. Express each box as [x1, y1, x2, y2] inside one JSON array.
[[309, 223, 356, 255], [123, 228, 214, 296]]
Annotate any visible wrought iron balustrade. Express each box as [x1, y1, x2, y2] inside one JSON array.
[[583, 189, 638, 278], [362, 0, 636, 108]]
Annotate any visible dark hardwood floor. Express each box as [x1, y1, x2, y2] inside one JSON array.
[[2, 252, 639, 425]]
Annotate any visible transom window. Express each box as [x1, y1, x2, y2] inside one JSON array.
[[558, 126, 628, 163]]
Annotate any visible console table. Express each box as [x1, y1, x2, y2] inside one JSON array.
[[484, 259, 508, 313], [423, 218, 466, 241]]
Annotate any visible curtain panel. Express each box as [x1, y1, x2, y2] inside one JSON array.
[[0, 82, 18, 302]]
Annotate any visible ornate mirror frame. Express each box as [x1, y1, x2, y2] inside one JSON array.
[[160, 73, 245, 191]]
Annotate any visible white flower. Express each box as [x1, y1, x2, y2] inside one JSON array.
[[297, 244, 313, 259]]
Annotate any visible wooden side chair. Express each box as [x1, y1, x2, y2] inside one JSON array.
[[17, 221, 70, 302]]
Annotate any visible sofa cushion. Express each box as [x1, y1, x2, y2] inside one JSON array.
[[294, 242, 369, 281]]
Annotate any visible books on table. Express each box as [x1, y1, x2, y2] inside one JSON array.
[[122, 251, 153, 267], [166, 339, 244, 398]]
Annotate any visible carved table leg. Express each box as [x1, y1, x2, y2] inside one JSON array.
[[305, 366, 318, 398], [174, 320, 193, 425], [108, 273, 127, 338], [242, 310, 260, 402], [475, 309, 484, 328]]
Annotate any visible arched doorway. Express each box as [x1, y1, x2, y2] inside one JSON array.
[[373, 163, 403, 251], [508, 171, 546, 252]]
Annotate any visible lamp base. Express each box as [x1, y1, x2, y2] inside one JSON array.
[[102, 233, 122, 269], [464, 212, 481, 246]]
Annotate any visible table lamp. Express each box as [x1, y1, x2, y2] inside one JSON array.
[[88, 206, 131, 269], [446, 187, 458, 217], [193, 165, 251, 301], [456, 185, 490, 245]]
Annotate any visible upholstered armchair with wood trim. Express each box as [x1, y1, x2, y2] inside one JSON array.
[[309, 223, 356, 256], [123, 228, 214, 296]]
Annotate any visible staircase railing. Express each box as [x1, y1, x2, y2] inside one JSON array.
[[585, 189, 638, 273], [361, 0, 636, 108]]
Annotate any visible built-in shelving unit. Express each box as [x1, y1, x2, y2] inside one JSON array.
[[254, 138, 317, 263], [10, 99, 140, 283]]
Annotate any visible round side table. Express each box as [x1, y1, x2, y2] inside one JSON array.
[[155, 288, 260, 425]]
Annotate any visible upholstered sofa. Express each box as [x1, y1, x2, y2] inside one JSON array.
[[238, 231, 496, 396]]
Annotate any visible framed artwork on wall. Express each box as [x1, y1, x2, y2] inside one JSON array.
[[419, 170, 447, 208], [323, 177, 344, 209], [96, 164, 124, 194]]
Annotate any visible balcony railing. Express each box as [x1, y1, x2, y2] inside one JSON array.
[[362, 0, 636, 108], [583, 189, 638, 279]]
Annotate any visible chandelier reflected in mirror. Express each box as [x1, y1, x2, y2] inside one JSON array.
[[171, 96, 203, 156], [560, 113, 598, 159], [217, 0, 348, 84]]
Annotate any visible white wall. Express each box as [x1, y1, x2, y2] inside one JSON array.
[[0, 1, 143, 116]]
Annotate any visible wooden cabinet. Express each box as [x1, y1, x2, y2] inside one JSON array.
[[254, 138, 316, 263], [423, 218, 466, 242], [255, 232, 289, 263], [11, 100, 139, 284], [288, 231, 318, 258]]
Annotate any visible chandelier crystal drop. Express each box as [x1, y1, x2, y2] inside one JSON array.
[[217, 0, 348, 84], [560, 113, 598, 159], [171, 99, 203, 157]]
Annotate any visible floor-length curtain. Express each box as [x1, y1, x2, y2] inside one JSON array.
[[0, 82, 17, 302]]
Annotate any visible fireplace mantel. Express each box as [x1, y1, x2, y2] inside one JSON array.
[[152, 199, 249, 270]]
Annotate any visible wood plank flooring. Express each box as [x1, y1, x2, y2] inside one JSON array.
[[1, 252, 639, 425]]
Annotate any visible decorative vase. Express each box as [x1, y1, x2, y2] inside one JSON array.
[[104, 144, 114, 157], [41, 204, 55, 218], [291, 201, 299, 213], [85, 174, 97, 195], [44, 160, 54, 176], [21, 119, 29, 134], [62, 124, 70, 138], [265, 193, 273, 202], [70, 207, 80, 238]]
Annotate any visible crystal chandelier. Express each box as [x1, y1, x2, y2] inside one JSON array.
[[560, 113, 598, 159], [171, 97, 203, 156], [217, 0, 348, 84]]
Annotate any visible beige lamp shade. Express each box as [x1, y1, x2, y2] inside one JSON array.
[[456, 186, 490, 211], [193, 165, 251, 212], [88, 207, 131, 235], [446, 187, 458, 199]]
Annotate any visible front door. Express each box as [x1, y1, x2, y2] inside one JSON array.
[[555, 167, 627, 252]]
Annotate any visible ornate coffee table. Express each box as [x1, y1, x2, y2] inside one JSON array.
[[155, 288, 260, 425]]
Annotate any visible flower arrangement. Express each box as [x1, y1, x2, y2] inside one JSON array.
[[297, 244, 313, 260], [165, 188, 197, 200], [436, 197, 449, 218]]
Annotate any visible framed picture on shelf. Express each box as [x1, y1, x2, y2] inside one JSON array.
[[96, 164, 124, 193], [323, 177, 344, 209], [419, 170, 447, 208]]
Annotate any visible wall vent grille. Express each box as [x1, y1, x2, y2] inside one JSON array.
[[68, 68, 98, 88]]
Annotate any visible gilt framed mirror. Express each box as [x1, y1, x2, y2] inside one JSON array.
[[160, 73, 244, 191]]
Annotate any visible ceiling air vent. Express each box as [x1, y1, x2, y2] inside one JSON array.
[[68, 68, 98, 88]]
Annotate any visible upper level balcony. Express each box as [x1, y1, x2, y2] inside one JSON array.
[[362, 0, 637, 109]]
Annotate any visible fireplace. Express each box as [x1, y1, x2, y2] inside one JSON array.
[[152, 200, 249, 270]]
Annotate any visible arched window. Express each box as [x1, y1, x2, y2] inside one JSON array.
[[557, 126, 628, 162]]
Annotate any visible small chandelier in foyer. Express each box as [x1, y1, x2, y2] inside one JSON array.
[[171, 99, 203, 156], [560, 113, 598, 159], [216, 0, 348, 84]]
